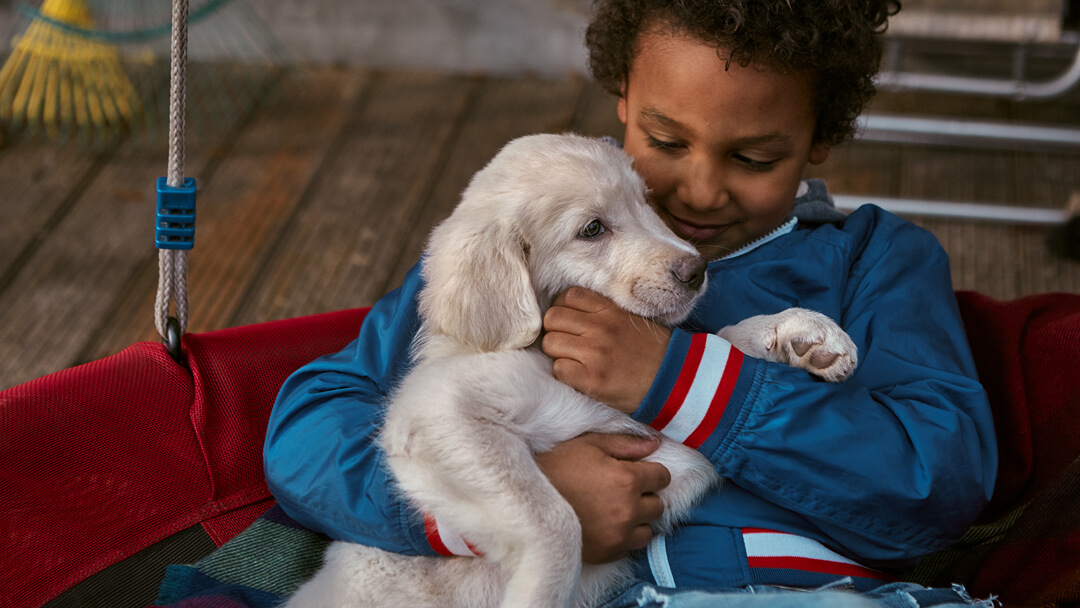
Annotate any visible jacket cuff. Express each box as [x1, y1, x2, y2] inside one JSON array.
[[422, 512, 485, 557], [634, 329, 757, 455]]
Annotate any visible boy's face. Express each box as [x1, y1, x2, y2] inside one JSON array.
[[618, 28, 830, 260]]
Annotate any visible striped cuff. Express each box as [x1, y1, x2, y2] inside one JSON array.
[[424, 512, 484, 557], [635, 331, 752, 453]]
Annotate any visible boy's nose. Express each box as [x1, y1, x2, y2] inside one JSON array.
[[679, 161, 728, 213]]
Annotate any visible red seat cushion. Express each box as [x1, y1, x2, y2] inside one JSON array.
[[955, 290, 1080, 522], [5, 290, 1080, 606], [0, 307, 368, 608]]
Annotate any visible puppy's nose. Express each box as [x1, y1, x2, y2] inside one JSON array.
[[673, 257, 707, 291]]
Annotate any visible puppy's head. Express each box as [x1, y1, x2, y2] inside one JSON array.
[[420, 133, 706, 352]]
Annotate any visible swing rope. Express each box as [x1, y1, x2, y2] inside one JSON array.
[[154, 0, 192, 354]]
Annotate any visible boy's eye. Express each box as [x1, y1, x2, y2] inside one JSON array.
[[734, 154, 776, 172], [645, 134, 684, 152], [579, 219, 606, 238]]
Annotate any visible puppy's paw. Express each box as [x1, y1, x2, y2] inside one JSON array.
[[770, 309, 857, 382], [719, 309, 857, 382]]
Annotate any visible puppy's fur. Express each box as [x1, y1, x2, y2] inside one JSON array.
[[285, 134, 857, 608]]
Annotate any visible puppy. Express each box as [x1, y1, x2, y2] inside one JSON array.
[[284, 134, 857, 608]]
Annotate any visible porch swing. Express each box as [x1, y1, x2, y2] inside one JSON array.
[[2, 0, 1080, 606], [0, 0, 367, 605]]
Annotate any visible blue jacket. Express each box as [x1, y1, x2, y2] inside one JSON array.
[[264, 180, 996, 592]]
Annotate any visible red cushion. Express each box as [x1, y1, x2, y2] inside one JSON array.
[[4, 290, 1080, 606], [955, 290, 1080, 522], [0, 307, 368, 608]]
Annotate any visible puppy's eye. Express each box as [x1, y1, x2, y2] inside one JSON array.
[[579, 219, 606, 238]]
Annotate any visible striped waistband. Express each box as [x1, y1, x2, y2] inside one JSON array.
[[646, 527, 896, 591], [741, 528, 894, 583]]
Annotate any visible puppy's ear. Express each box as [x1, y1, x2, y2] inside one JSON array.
[[419, 213, 541, 352]]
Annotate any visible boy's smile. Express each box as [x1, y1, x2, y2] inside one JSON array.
[[618, 27, 831, 260]]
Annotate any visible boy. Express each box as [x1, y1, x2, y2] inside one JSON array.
[[265, 1, 997, 605]]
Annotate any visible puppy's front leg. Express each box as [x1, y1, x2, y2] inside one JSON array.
[[385, 410, 583, 608], [717, 308, 857, 382]]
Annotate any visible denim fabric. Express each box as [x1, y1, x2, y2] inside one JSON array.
[[596, 579, 997, 608]]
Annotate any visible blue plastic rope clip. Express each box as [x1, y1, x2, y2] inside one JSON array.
[[155, 176, 197, 250]]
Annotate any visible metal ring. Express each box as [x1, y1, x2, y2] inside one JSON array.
[[164, 316, 185, 365]]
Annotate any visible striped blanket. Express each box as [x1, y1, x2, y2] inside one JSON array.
[[153, 505, 327, 607]]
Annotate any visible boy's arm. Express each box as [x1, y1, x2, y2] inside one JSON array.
[[545, 220, 997, 564], [262, 264, 433, 554], [266, 262, 672, 562]]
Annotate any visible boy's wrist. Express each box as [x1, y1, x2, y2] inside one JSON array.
[[633, 330, 747, 451]]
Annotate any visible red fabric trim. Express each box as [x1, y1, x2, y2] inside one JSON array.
[[741, 527, 777, 535], [684, 348, 742, 449], [651, 333, 706, 430], [747, 556, 894, 581], [424, 513, 453, 556]]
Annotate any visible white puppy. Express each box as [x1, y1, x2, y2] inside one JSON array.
[[285, 134, 857, 608]]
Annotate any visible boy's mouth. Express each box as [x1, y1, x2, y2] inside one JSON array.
[[667, 214, 732, 242]]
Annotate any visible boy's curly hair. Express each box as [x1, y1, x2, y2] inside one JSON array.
[[586, 0, 901, 147]]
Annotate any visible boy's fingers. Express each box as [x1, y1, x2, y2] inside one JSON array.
[[639, 493, 666, 525], [636, 460, 672, 494], [588, 432, 661, 462], [552, 286, 610, 312], [550, 356, 588, 388], [627, 523, 657, 553], [542, 306, 588, 337]]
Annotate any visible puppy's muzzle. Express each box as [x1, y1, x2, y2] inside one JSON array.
[[672, 256, 708, 292]]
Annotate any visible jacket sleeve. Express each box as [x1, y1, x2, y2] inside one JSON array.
[[263, 263, 435, 555], [632, 211, 997, 565]]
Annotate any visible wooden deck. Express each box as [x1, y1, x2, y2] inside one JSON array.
[[2, 66, 1079, 390]]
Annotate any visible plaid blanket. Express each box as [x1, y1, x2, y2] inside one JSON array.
[[153, 505, 328, 607]]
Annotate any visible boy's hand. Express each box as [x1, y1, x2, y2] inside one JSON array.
[[542, 287, 671, 414], [536, 433, 670, 564]]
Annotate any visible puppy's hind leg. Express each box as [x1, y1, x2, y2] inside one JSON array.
[[386, 414, 583, 608], [645, 438, 721, 534]]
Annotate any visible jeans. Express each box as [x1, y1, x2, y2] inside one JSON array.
[[596, 579, 998, 608]]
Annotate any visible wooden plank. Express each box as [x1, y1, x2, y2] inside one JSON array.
[[381, 76, 584, 296], [939, 220, 1050, 300], [898, 144, 1019, 203], [84, 68, 372, 362], [892, 144, 1013, 297], [869, 90, 1013, 123], [1021, 222, 1080, 295], [0, 142, 102, 289], [1004, 94, 1080, 295], [899, 0, 1060, 13], [229, 71, 481, 325], [1010, 150, 1080, 295], [0, 138, 225, 389], [884, 147, 1080, 298], [806, 141, 903, 196], [0, 64, 283, 387]]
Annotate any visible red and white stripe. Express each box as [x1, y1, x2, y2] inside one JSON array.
[[742, 528, 893, 581], [424, 512, 484, 557], [650, 333, 743, 448]]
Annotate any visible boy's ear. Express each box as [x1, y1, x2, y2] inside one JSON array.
[[809, 141, 831, 165], [617, 81, 628, 125]]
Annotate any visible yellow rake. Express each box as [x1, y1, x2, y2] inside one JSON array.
[[0, 0, 143, 143]]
